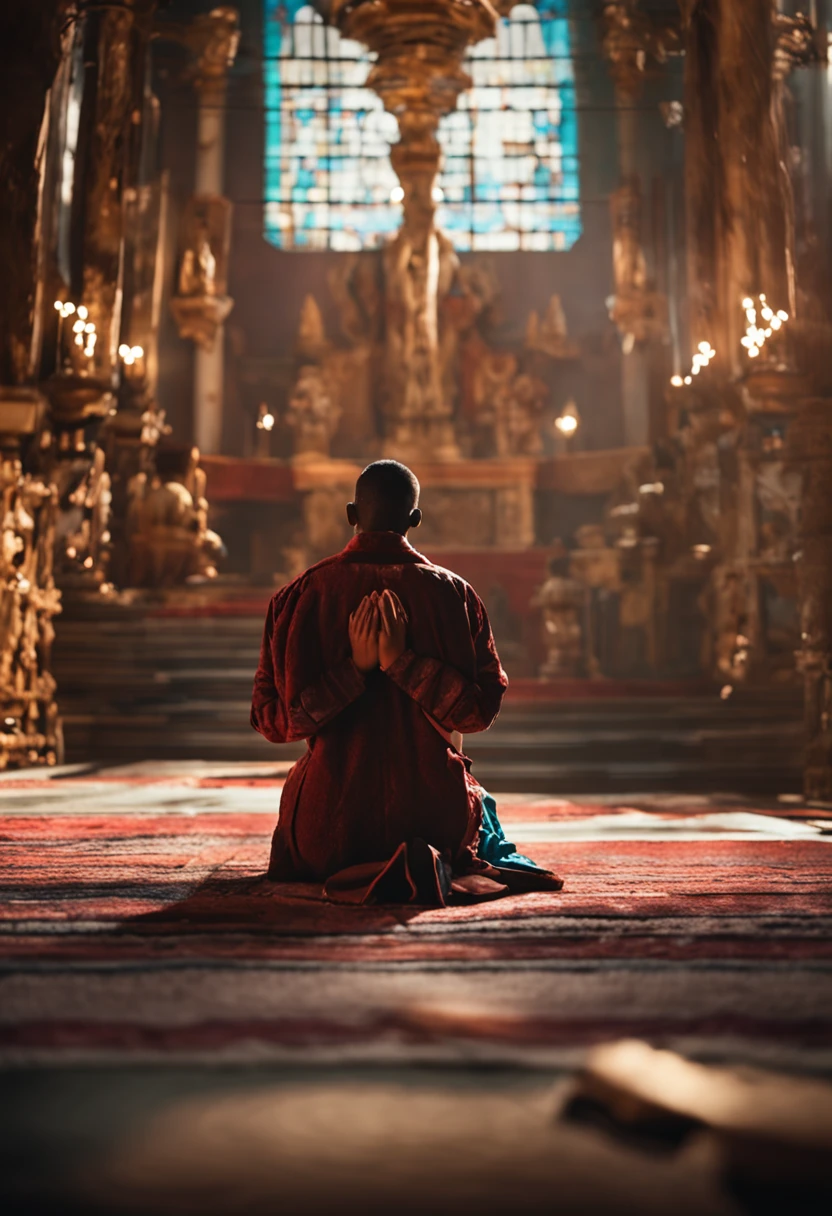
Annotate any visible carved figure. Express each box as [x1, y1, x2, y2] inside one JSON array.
[[285, 365, 341, 459], [456, 259, 499, 318], [532, 551, 585, 678], [322, 260, 382, 453], [184, 6, 241, 88], [126, 447, 223, 587], [472, 351, 516, 456], [525, 294, 578, 360], [178, 220, 217, 299], [607, 180, 671, 346], [296, 294, 328, 360], [382, 225, 458, 459], [328, 256, 383, 347], [439, 254, 490, 411], [601, 0, 681, 101], [501, 373, 547, 457], [53, 446, 113, 587], [471, 352, 547, 457], [331, 0, 498, 461], [170, 197, 233, 351]]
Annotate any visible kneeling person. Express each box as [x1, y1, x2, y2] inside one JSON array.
[[251, 459, 562, 903]]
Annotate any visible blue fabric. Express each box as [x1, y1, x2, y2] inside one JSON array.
[[477, 790, 547, 874]]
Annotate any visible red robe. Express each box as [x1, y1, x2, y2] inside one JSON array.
[[251, 530, 507, 886]]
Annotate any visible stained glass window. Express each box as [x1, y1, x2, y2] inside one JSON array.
[[263, 1, 581, 252]]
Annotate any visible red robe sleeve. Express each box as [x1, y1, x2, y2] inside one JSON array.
[[251, 582, 366, 744], [383, 584, 507, 734]]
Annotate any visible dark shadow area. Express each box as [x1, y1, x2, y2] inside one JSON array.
[[125, 871, 425, 936], [0, 1064, 558, 1216], [563, 1092, 698, 1156], [5, 1063, 830, 1216]]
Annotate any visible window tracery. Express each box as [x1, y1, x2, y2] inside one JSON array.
[[263, 1, 581, 252]]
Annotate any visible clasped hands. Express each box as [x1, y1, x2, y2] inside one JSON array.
[[349, 589, 408, 674]]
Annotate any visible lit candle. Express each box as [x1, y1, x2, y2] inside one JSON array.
[[53, 300, 76, 370], [118, 343, 145, 378]]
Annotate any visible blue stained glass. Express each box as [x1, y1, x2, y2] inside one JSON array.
[[263, 1, 581, 252]]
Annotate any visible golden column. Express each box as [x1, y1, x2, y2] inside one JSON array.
[[168, 7, 240, 456], [680, 0, 832, 796], [331, 0, 500, 461], [601, 0, 676, 444]]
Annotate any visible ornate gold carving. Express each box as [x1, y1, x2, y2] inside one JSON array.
[[44, 375, 114, 427], [0, 394, 61, 769], [603, 3, 674, 349], [296, 295, 329, 361], [331, 0, 499, 460], [772, 11, 817, 82], [125, 447, 223, 587], [51, 445, 113, 591], [286, 365, 342, 461], [170, 196, 234, 351], [602, 0, 681, 101], [174, 5, 241, 92], [531, 550, 585, 678], [608, 181, 668, 344], [788, 397, 832, 798], [160, 9, 239, 358], [525, 295, 579, 361], [470, 352, 548, 459], [169, 294, 234, 353]]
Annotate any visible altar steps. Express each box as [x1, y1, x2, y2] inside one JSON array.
[[51, 610, 804, 795]]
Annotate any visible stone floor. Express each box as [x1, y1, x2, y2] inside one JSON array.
[[1, 763, 831, 1214]]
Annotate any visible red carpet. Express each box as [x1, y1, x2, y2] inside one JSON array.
[[2, 774, 831, 1067], [4, 811, 832, 929]]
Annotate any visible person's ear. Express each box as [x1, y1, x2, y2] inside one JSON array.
[[408, 507, 422, 530], [346, 502, 358, 527]]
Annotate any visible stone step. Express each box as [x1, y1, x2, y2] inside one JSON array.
[[58, 706, 802, 756], [58, 720, 800, 793], [51, 606, 804, 793], [52, 662, 800, 719], [57, 704, 803, 790]]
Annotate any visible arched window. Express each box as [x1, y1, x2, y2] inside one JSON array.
[[263, 2, 581, 252]]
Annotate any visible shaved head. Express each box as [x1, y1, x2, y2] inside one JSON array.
[[348, 460, 421, 534]]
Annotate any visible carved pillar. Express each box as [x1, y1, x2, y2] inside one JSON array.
[[0, 413, 62, 770], [102, 36, 172, 588], [789, 399, 832, 799], [34, 2, 222, 594], [601, 1, 673, 446], [331, 0, 497, 461], [0, 2, 64, 767], [167, 7, 239, 456], [681, 1, 832, 801], [778, 13, 832, 800], [36, 3, 160, 591], [682, 0, 802, 367]]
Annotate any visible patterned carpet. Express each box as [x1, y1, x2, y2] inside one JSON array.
[[2, 764, 831, 1073]]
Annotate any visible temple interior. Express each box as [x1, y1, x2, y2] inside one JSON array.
[[2, 1, 832, 1213]]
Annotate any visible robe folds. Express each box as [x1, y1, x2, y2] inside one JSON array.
[[251, 530, 508, 890]]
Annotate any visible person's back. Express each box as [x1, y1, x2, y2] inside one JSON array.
[[251, 460, 562, 903]]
